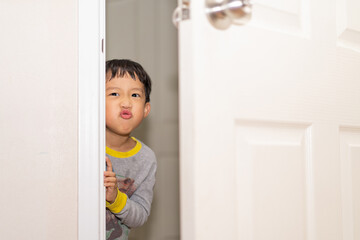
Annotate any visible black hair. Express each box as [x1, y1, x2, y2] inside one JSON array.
[[106, 59, 152, 103]]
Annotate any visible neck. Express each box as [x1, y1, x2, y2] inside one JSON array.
[[106, 130, 136, 152]]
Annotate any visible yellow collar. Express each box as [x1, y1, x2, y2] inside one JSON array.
[[106, 137, 142, 158]]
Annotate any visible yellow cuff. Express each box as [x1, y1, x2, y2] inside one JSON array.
[[106, 189, 128, 213]]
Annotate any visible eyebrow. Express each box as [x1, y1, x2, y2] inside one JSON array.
[[106, 87, 120, 91], [132, 88, 144, 93], [106, 87, 144, 93]]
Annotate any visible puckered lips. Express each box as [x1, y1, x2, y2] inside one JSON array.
[[120, 109, 132, 119]]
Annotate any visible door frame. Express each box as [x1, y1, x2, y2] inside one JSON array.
[[78, 0, 106, 239]]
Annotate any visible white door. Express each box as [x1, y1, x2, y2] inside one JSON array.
[[178, 0, 360, 240]]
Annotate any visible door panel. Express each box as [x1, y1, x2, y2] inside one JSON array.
[[252, 0, 310, 37], [340, 128, 360, 240], [236, 122, 310, 240], [337, 0, 360, 50], [178, 0, 360, 239]]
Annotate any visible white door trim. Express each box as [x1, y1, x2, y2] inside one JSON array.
[[78, 0, 106, 239], [178, 20, 196, 240]]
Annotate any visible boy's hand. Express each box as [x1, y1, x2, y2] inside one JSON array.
[[104, 157, 118, 204]]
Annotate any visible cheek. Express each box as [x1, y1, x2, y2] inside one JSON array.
[[134, 106, 145, 117], [105, 103, 117, 121], [105, 111, 112, 126]]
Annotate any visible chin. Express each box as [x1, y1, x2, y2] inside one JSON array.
[[118, 130, 133, 136]]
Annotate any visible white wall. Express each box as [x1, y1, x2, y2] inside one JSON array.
[[0, 1, 78, 239], [106, 0, 180, 239]]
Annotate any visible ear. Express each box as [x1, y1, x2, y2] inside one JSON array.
[[143, 102, 151, 118]]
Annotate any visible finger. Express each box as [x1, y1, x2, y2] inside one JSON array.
[[104, 182, 117, 187], [104, 171, 116, 177], [104, 177, 117, 183], [106, 157, 113, 172], [104, 174, 117, 180]]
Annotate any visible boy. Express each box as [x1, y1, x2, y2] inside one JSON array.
[[104, 59, 157, 240]]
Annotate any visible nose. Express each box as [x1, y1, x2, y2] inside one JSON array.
[[120, 95, 132, 108]]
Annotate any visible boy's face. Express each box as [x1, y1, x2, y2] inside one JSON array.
[[106, 72, 150, 137]]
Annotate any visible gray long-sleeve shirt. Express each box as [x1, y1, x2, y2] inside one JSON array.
[[106, 137, 157, 240]]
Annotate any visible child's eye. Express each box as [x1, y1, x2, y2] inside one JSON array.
[[110, 93, 119, 96], [132, 93, 140, 97]]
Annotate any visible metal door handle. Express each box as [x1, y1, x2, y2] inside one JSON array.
[[205, 0, 252, 30], [172, 0, 190, 28]]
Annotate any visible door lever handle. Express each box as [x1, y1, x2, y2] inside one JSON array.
[[205, 0, 252, 30]]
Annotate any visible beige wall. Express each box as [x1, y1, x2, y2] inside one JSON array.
[[106, 0, 180, 239], [0, 1, 78, 239]]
